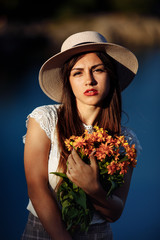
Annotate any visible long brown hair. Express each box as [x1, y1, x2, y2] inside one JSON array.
[[56, 51, 122, 177]]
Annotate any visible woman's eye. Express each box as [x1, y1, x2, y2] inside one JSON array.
[[94, 68, 105, 73], [73, 71, 82, 76]]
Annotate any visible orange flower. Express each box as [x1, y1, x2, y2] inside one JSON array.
[[84, 145, 95, 157], [93, 126, 109, 142], [125, 144, 137, 161], [72, 136, 86, 150], [86, 131, 100, 143], [114, 149, 120, 161], [130, 158, 137, 167], [84, 132, 96, 145], [64, 139, 73, 151], [119, 161, 130, 175], [115, 135, 125, 147], [107, 161, 120, 175], [95, 142, 114, 161], [64, 126, 137, 178]]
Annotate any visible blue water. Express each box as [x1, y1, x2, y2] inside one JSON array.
[[0, 49, 160, 239]]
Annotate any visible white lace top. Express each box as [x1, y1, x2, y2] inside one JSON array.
[[23, 104, 141, 224]]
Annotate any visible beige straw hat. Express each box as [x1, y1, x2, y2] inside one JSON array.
[[39, 31, 138, 102]]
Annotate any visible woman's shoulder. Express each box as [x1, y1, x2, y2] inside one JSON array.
[[29, 104, 61, 119], [121, 126, 142, 156], [23, 104, 61, 142]]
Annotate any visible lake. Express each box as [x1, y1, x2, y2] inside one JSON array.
[[0, 48, 160, 239]]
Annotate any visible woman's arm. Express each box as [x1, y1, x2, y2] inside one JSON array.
[[88, 166, 133, 222], [67, 149, 133, 222], [24, 118, 72, 240]]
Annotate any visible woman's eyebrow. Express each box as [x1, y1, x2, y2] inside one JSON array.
[[71, 67, 83, 71], [91, 64, 105, 70], [71, 64, 104, 71]]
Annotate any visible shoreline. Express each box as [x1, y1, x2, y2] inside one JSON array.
[[0, 13, 160, 51]]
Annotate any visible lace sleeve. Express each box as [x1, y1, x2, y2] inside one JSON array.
[[23, 105, 59, 143], [121, 126, 142, 157]]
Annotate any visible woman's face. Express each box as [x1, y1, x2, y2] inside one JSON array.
[[69, 52, 110, 109]]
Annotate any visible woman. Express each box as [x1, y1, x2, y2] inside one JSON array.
[[22, 31, 141, 240]]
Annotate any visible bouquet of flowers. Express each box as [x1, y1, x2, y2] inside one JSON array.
[[51, 126, 137, 234]]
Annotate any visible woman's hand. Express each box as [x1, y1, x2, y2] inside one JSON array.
[[66, 149, 101, 195]]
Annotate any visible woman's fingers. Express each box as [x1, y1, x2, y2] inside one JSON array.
[[66, 150, 78, 178], [90, 151, 98, 172], [68, 149, 97, 171], [71, 149, 83, 165], [67, 151, 76, 166], [66, 149, 100, 194]]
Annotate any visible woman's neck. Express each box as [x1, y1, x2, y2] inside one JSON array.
[[77, 103, 101, 126]]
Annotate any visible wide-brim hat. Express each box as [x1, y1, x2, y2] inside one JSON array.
[[39, 31, 138, 102]]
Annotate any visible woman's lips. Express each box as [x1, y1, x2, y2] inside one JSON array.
[[84, 89, 98, 96]]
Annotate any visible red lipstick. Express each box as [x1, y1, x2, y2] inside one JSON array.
[[84, 89, 98, 96]]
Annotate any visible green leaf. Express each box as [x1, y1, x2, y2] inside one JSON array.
[[73, 183, 78, 190], [66, 222, 73, 231], [77, 189, 87, 209], [119, 155, 128, 162], [106, 180, 117, 197], [50, 172, 68, 179], [100, 168, 108, 174], [62, 199, 71, 207]]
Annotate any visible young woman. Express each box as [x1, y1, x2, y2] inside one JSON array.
[[22, 31, 141, 240]]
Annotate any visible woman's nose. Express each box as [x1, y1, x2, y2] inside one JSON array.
[[85, 72, 96, 86]]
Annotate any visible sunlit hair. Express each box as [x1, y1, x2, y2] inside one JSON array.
[[56, 51, 122, 180]]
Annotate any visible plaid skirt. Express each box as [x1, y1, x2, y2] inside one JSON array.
[[21, 212, 113, 240]]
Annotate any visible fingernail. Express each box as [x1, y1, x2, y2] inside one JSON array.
[[91, 150, 96, 156]]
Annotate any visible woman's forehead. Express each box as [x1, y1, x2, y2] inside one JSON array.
[[72, 52, 103, 68]]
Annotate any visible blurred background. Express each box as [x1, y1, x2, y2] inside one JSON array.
[[0, 0, 160, 239]]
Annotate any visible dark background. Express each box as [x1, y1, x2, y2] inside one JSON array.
[[0, 1, 160, 239]]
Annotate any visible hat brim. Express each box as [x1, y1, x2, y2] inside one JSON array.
[[39, 43, 138, 102]]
